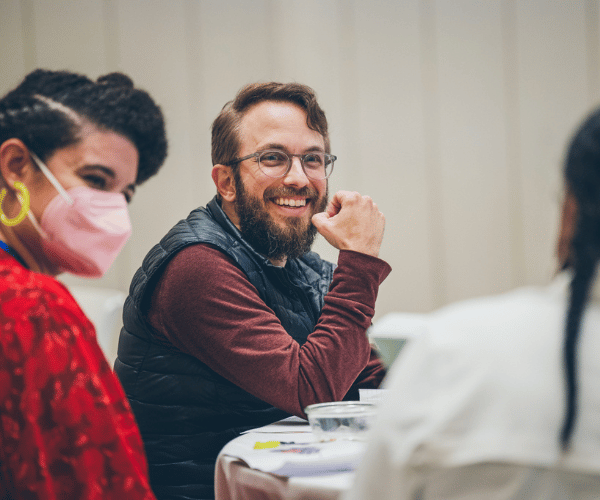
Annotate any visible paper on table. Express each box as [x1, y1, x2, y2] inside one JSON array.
[[241, 415, 310, 434], [358, 388, 389, 404], [220, 431, 366, 477]]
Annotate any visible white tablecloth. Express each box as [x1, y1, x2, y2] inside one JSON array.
[[215, 417, 361, 500]]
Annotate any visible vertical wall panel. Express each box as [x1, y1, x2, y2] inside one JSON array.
[[0, 0, 28, 91], [515, 2, 590, 285], [434, 0, 513, 303], [29, 0, 108, 75], [271, 0, 341, 87], [270, 0, 347, 133], [501, 0, 526, 290], [352, 0, 434, 313], [180, 0, 210, 209], [196, 0, 273, 123], [419, 0, 446, 309], [586, 0, 600, 104], [333, 0, 360, 195]]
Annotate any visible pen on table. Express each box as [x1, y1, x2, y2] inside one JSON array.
[[253, 440, 299, 449]]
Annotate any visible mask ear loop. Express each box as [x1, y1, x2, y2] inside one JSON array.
[[22, 196, 48, 239], [0, 181, 30, 227], [29, 152, 74, 206], [25, 151, 74, 240]]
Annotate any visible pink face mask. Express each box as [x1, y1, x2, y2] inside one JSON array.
[[27, 152, 132, 277]]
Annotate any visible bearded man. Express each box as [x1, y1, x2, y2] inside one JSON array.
[[115, 82, 391, 500]]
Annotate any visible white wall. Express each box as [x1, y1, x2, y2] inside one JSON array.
[[1, 0, 599, 318]]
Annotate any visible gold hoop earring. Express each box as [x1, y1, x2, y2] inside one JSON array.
[[0, 181, 30, 227]]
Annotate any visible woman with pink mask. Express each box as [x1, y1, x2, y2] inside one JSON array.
[[0, 69, 167, 499]]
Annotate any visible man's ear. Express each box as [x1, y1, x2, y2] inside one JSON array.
[[212, 164, 236, 202], [0, 139, 34, 189], [557, 188, 578, 269]]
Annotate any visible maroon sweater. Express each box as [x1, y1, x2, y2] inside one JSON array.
[[147, 244, 391, 418]]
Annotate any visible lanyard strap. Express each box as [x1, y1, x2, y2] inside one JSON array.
[[0, 240, 29, 269]]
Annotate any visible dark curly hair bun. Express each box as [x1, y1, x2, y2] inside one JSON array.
[[97, 72, 135, 89], [0, 68, 167, 185]]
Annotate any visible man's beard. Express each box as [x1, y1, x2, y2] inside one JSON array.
[[233, 170, 328, 262]]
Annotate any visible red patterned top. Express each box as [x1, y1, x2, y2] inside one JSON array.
[[0, 251, 156, 500]]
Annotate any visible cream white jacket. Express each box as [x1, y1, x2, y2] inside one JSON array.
[[347, 272, 600, 500]]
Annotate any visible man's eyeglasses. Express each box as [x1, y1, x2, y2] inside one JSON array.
[[224, 150, 336, 180]]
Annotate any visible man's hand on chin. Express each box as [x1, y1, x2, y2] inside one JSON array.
[[311, 190, 385, 258]]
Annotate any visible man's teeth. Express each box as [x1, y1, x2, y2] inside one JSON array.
[[275, 198, 307, 207]]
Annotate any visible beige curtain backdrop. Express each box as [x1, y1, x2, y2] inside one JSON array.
[[1, 0, 599, 319]]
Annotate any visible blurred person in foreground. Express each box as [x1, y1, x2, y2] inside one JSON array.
[[114, 82, 391, 499], [347, 108, 600, 500], [0, 68, 167, 499]]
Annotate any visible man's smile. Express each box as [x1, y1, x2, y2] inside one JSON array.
[[273, 197, 308, 207]]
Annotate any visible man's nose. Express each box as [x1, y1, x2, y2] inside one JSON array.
[[282, 157, 310, 187]]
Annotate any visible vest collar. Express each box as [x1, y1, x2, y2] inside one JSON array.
[[206, 196, 296, 272]]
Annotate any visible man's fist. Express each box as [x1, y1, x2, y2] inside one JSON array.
[[312, 191, 385, 258]]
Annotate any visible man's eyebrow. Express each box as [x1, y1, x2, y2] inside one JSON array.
[[261, 143, 325, 152]]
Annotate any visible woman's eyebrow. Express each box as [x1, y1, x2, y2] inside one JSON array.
[[82, 165, 136, 193], [82, 164, 115, 178]]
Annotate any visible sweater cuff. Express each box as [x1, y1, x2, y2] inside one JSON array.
[[337, 250, 392, 285]]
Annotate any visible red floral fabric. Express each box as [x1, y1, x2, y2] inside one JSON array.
[[0, 252, 156, 500]]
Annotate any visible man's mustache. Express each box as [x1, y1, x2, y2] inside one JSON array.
[[264, 186, 319, 199]]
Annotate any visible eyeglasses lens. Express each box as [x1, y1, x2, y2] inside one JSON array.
[[257, 151, 334, 179]]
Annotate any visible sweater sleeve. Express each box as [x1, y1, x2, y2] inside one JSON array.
[[343, 348, 388, 401], [147, 245, 391, 417]]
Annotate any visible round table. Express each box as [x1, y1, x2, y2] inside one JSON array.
[[215, 418, 362, 500]]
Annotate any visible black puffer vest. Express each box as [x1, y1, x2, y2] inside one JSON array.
[[115, 197, 335, 500]]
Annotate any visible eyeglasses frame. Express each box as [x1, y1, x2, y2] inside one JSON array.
[[224, 149, 336, 180]]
